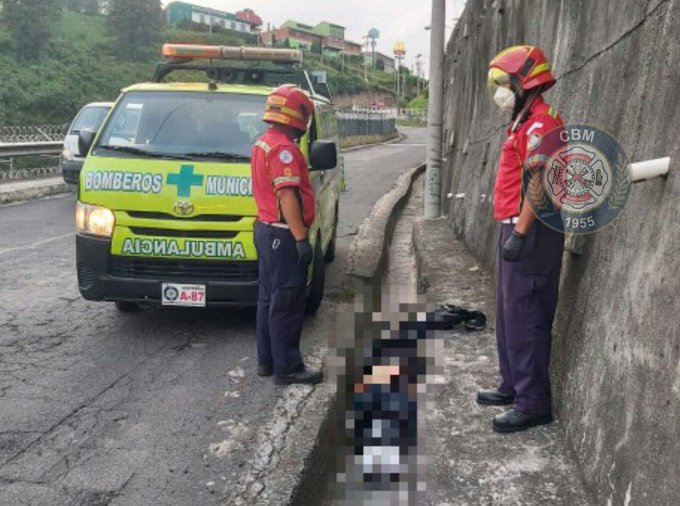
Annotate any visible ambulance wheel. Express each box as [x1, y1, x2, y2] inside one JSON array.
[[115, 301, 140, 312], [306, 242, 325, 315]]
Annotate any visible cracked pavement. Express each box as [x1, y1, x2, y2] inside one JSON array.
[[0, 128, 426, 505]]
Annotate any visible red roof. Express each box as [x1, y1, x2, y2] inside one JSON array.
[[236, 9, 262, 27]]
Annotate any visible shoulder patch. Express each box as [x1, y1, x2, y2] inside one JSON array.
[[527, 121, 544, 135], [279, 150, 293, 164]]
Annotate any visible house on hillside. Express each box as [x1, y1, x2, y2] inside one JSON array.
[[261, 20, 362, 56], [164, 2, 261, 34], [235, 8, 262, 29], [260, 21, 322, 51], [363, 51, 395, 73]]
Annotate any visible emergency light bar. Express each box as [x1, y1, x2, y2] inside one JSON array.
[[162, 44, 303, 64]]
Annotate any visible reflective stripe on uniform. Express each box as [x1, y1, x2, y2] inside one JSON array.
[[254, 140, 272, 154], [266, 104, 305, 120], [273, 175, 300, 186]]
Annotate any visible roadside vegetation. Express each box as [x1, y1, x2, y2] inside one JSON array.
[[0, 2, 425, 125]]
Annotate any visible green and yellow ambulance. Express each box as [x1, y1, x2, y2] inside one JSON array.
[[75, 45, 341, 313]]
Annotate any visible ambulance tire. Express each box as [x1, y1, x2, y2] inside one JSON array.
[[305, 241, 325, 315], [115, 301, 140, 312], [324, 207, 338, 264]]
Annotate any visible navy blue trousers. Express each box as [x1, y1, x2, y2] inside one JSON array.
[[496, 221, 564, 415], [254, 221, 306, 376]]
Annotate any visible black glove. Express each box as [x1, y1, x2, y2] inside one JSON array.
[[502, 230, 526, 262], [295, 238, 313, 266]]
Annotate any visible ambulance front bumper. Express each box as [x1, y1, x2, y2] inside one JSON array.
[[76, 234, 259, 306]]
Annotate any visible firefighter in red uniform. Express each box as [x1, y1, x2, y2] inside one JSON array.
[[476, 46, 565, 432], [251, 84, 323, 385]]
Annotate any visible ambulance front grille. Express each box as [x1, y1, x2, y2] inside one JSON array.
[[126, 211, 244, 222], [109, 257, 258, 282], [128, 227, 239, 239]]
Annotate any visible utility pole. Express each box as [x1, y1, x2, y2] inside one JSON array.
[[415, 53, 423, 96], [424, 0, 445, 219], [363, 35, 370, 82]]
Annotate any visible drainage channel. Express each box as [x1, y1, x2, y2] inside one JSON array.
[[299, 175, 424, 505]]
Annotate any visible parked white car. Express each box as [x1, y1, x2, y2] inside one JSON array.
[[60, 102, 113, 184]]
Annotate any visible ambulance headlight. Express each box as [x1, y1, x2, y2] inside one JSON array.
[[61, 148, 73, 161], [76, 202, 115, 238]]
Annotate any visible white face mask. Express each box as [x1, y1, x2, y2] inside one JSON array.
[[493, 86, 516, 112]]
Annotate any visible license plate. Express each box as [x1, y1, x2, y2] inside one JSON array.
[[161, 283, 206, 307]]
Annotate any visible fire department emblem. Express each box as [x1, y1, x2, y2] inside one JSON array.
[[523, 124, 631, 234], [546, 145, 611, 212]]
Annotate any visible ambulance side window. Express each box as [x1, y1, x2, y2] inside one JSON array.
[[108, 105, 142, 146]]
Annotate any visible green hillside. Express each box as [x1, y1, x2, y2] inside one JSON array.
[[0, 10, 418, 126]]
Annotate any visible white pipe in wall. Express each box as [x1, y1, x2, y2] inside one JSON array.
[[630, 157, 671, 183]]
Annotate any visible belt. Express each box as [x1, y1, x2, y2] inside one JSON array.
[[501, 216, 519, 224], [259, 221, 290, 230]]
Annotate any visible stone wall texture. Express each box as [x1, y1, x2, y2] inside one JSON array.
[[441, 0, 680, 504]]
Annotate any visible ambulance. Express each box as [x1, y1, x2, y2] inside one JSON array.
[[75, 45, 342, 313]]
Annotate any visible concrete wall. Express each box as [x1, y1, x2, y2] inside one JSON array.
[[441, 1, 680, 504]]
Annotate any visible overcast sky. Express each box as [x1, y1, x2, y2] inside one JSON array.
[[161, 1, 467, 76]]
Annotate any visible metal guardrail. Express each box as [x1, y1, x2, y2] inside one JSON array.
[[399, 108, 427, 119], [0, 142, 63, 157]]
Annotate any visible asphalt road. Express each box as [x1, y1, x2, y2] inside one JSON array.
[[0, 127, 426, 505]]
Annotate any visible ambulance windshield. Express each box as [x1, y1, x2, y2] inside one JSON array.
[[95, 91, 267, 161]]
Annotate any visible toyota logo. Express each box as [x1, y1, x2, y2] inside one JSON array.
[[173, 201, 195, 216]]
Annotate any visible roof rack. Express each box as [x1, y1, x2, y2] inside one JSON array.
[[151, 44, 333, 101]]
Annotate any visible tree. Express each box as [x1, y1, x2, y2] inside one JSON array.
[[65, 0, 83, 12], [82, 0, 99, 15], [375, 58, 385, 71], [108, 0, 162, 60], [1, 0, 64, 60]]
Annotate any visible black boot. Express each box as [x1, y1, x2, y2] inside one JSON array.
[[476, 389, 515, 406], [492, 408, 553, 433], [257, 364, 273, 377], [274, 368, 323, 385]]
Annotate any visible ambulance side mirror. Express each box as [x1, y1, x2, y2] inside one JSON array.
[[78, 129, 97, 157], [309, 140, 337, 171]]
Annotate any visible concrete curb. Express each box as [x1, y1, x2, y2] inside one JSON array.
[[346, 163, 426, 285], [223, 378, 337, 505], [0, 176, 71, 206]]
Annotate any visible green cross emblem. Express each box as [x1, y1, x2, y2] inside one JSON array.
[[167, 165, 204, 197]]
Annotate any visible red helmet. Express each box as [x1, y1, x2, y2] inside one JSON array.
[[263, 84, 314, 132], [488, 45, 556, 92]]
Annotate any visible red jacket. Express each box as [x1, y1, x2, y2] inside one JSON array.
[[493, 96, 562, 220], [251, 127, 315, 227]]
